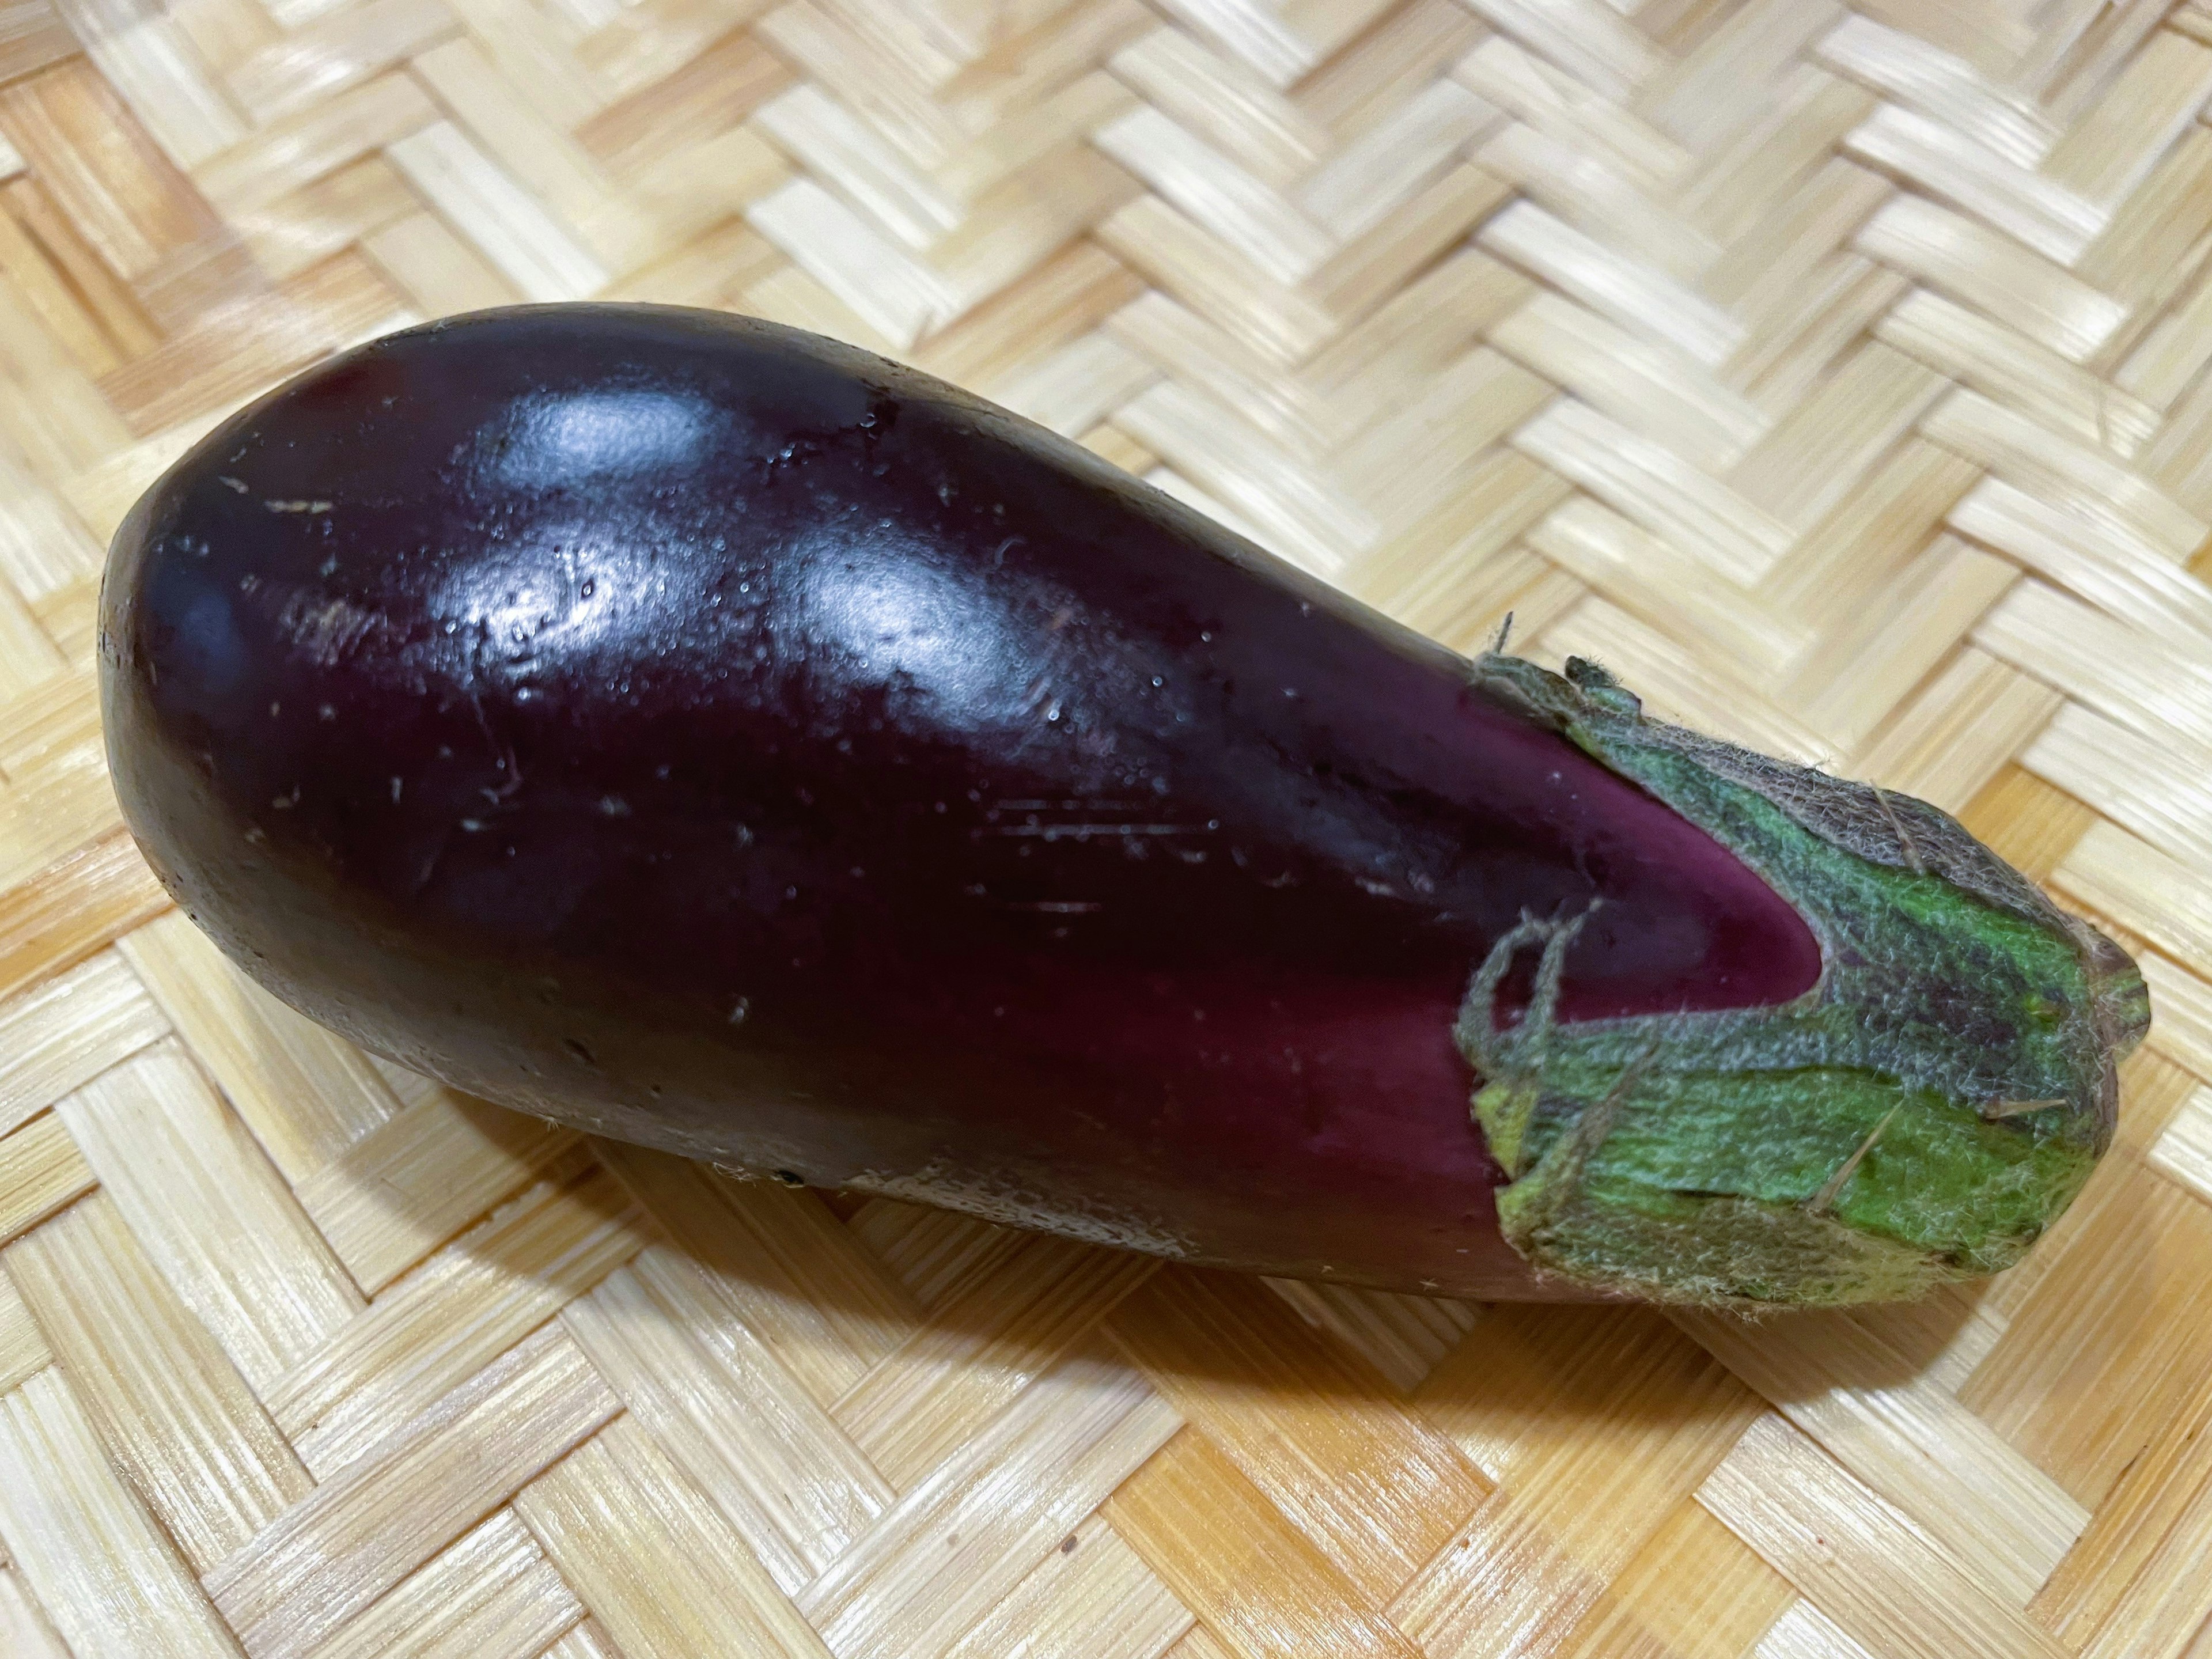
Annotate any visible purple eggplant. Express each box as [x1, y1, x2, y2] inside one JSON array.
[[99, 305, 2145, 1305]]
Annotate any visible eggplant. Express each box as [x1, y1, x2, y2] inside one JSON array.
[[99, 305, 2145, 1306]]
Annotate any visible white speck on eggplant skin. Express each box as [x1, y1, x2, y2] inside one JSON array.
[[99, 304, 2142, 1309]]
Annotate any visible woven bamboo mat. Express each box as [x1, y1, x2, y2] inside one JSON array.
[[2, 1, 2212, 1656]]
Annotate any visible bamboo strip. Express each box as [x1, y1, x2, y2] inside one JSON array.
[[1975, 577, 2212, 753], [516, 1415, 835, 1659], [1923, 387, 2207, 560], [835, 1230, 1158, 1490], [0, 1368, 239, 1659], [2119, 249, 2212, 410], [119, 910, 397, 1184], [97, 248, 402, 434], [0, 172, 160, 376], [205, 1322, 620, 1659], [0, 1564, 73, 1659], [2040, 30, 2212, 211], [0, 1266, 48, 1393], [1947, 475, 2212, 650], [796, 1349, 1182, 1658], [0, 265, 134, 483], [225, 0, 460, 119], [2052, 821, 2212, 978], [0, 744, 124, 893], [1812, 15, 2054, 166], [1112, 378, 1373, 573], [0, 1111, 93, 1248], [305, 1508, 584, 1659], [1482, 199, 1743, 367], [1514, 402, 1794, 586], [1696, 1414, 2069, 1659], [1096, 105, 1332, 282], [1285, 0, 1457, 112], [0, 952, 166, 1142], [0, 832, 171, 1007], [1850, 647, 2060, 814], [1107, 289, 1330, 449], [1786, 533, 2017, 753], [0, 448, 102, 604], [846, 1199, 1024, 1310], [1676, 1309, 2087, 1603], [539, 1619, 623, 1659], [6, 1190, 312, 1575], [0, 58, 249, 329], [941, 1513, 1192, 1659], [1759, 437, 1979, 619], [1491, 289, 1767, 471], [1392, 1324, 1759, 1659], [1841, 103, 2099, 263], [385, 120, 608, 302], [2143, 952, 2212, 1082], [1553, 1498, 1797, 1659], [2032, 1353, 2212, 1659], [1335, 347, 1555, 532], [2022, 700, 2212, 873], [1259, 1280, 1477, 1397], [267, 1161, 647, 1478], [1959, 1155, 2212, 1506], [576, 31, 790, 171], [560, 1249, 893, 1591], [293, 1085, 578, 1294], [596, 1141, 922, 1398], [1105, 1426, 1422, 1659], [1110, 26, 1327, 187], [1752, 1599, 1881, 1659], [2148, 1087, 2212, 1208], [1096, 195, 1337, 362], [1880, 291, 2158, 456], [1300, 78, 1497, 243], [1478, 122, 1710, 284], [197, 73, 438, 211], [52, 1039, 362, 1391], [1853, 196, 2123, 364], [1108, 1270, 1489, 1600]]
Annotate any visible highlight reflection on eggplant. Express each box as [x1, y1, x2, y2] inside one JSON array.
[[100, 305, 2145, 1306]]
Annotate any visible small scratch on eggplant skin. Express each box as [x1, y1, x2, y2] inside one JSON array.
[[278, 592, 386, 667], [992, 823, 1197, 839]]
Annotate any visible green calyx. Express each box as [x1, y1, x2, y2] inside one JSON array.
[[1460, 653, 2147, 1309]]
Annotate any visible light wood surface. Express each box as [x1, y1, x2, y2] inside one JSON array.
[[3, 1, 2212, 1654]]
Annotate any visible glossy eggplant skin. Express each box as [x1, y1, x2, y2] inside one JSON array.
[[101, 305, 1822, 1299]]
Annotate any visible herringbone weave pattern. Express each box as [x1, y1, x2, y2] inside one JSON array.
[[2, 1, 2212, 1654]]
